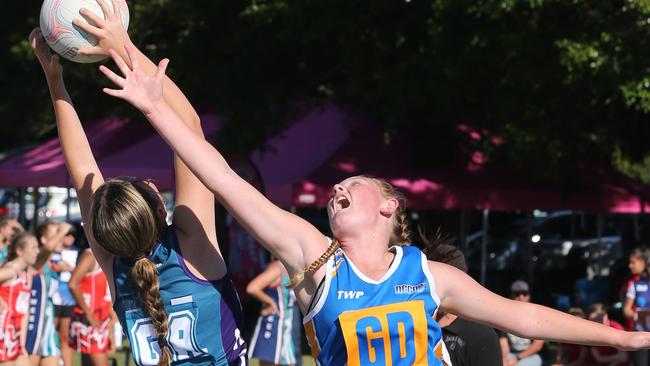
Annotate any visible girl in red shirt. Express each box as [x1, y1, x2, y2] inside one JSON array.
[[0, 232, 40, 364], [68, 250, 115, 366]]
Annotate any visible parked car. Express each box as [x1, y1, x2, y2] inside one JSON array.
[[0, 188, 46, 221], [37, 188, 81, 222], [467, 211, 623, 275]]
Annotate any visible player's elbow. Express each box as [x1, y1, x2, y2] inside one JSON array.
[[246, 283, 257, 296]]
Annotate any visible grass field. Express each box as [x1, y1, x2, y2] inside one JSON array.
[[74, 346, 315, 366]]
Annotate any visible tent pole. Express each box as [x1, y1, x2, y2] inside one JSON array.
[[481, 208, 489, 285], [526, 211, 534, 285], [596, 214, 603, 277], [18, 188, 26, 226], [460, 210, 468, 253], [65, 187, 71, 222], [32, 189, 40, 231]]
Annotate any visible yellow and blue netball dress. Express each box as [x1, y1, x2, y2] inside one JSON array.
[[113, 225, 248, 366], [303, 245, 446, 366], [249, 272, 299, 365]]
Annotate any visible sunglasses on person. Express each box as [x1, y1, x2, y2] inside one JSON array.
[[513, 291, 530, 297]]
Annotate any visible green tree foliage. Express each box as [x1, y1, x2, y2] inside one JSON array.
[[4, 0, 650, 183]]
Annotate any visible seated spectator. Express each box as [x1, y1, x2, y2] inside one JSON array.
[[552, 307, 589, 366], [499, 280, 544, 366], [586, 303, 629, 366]]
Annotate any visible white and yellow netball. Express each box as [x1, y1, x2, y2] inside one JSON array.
[[39, 0, 129, 63]]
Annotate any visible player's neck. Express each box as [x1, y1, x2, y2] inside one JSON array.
[[341, 240, 396, 281]]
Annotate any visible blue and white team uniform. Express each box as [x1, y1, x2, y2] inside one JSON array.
[[0, 246, 8, 263], [303, 244, 448, 366], [25, 264, 61, 357], [249, 272, 300, 365], [50, 248, 78, 312], [113, 225, 248, 366], [626, 277, 650, 331]]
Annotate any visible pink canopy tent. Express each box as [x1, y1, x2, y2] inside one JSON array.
[[0, 103, 351, 201], [0, 115, 220, 190], [290, 123, 650, 213], [4, 104, 650, 213], [251, 103, 356, 207], [98, 115, 221, 189]]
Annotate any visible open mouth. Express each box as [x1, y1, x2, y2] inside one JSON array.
[[335, 196, 351, 211]]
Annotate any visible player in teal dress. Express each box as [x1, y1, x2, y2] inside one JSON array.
[[30, 5, 247, 364]]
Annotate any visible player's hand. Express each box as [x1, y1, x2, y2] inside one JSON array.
[[86, 314, 101, 328], [100, 45, 168, 115], [29, 27, 62, 80], [74, 0, 131, 60], [260, 302, 279, 316]]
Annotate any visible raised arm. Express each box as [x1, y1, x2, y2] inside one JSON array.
[[75, 0, 222, 274], [34, 222, 71, 271], [29, 29, 111, 271], [431, 261, 650, 350], [99, 47, 329, 287]]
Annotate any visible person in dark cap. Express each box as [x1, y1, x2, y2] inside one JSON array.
[[499, 280, 544, 366]]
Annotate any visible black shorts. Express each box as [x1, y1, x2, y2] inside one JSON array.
[[54, 305, 74, 318]]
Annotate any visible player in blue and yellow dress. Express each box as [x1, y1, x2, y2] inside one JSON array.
[[303, 245, 445, 365], [96, 27, 650, 364]]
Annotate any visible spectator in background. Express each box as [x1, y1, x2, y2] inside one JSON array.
[[552, 307, 589, 366], [27, 221, 71, 366], [0, 232, 41, 364], [247, 260, 301, 366], [622, 247, 650, 332], [422, 235, 502, 366], [0, 218, 24, 261], [47, 224, 78, 366], [500, 280, 544, 366], [624, 247, 650, 366], [587, 303, 629, 365], [68, 248, 117, 366]]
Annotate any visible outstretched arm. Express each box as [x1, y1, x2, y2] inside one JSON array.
[[34, 222, 71, 271], [29, 29, 111, 271], [99, 47, 329, 289], [431, 261, 650, 350], [74, 0, 219, 260]]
